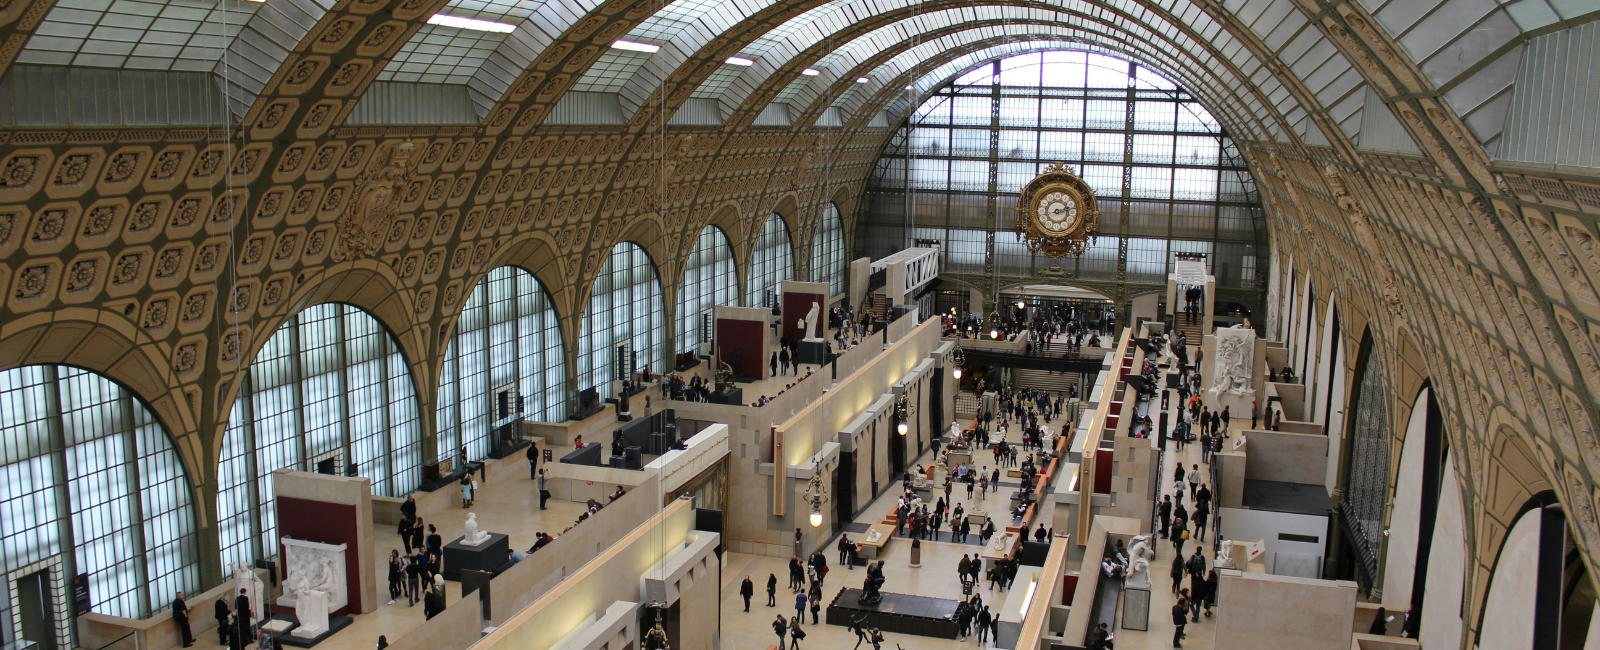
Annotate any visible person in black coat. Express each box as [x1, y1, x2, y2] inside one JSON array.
[[426, 524, 443, 555], [1172, 599, 1189, 648], [171, 592, 194, 648], [214, 596, 233, 645], [740, 576, 754, 612], [406, 554, 424, 606], [234, 589, 253, 648], [766, 573, 778, 606], [423, 588, 443, 620], [409, 517, 426, 555]]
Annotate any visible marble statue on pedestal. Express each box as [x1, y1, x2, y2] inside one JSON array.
[[231, 562, 265, 628], [1124, 535, 1153, 589], [803, 302, 822, 341], [462, 513, 489, 546], [290, 589, 330, 638], [275, 539, 348, 615], [1215, 539, 1234, 569]]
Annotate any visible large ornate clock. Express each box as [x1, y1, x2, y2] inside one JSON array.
[[1015, 162, 1100, 258]]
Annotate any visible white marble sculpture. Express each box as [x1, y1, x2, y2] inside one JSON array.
[[1207, 325, 1257, 414], [232, 562, 265, 627], [276, 539, 348, 615], [1215, 538, 1234, 569], [990, 532, 1009, 552], [1124, 535, 1154, 589], [290, 589, 330, 639], [462, 512, 489, 546], [803, 302, 822, 341]]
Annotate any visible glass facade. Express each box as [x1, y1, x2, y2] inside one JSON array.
[[437, 266, 568, 463], [0, 365, 198, 626], [677, 226, 739, 355], [578, 242, 667, 398], [218, 304, 422, 572], [859, 51, 1264, 293], [746, 213, 795, 307], [810, 202, 847, 296]]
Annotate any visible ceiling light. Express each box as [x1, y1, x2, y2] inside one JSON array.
[[801, 68, 821, 76], [726, 56, 754, 66], [904, 85, 913, 90], [611, 40, 661, 53], [856, 77, 870, 83], [428, 14, 516, 33]]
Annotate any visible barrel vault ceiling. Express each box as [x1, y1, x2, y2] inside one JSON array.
[[1, 0, 1600, 625]]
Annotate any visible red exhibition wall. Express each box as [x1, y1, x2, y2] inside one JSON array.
[[716, 318, 765, 378], [276, 497, 363, 616], [782, 292, 827, 341]]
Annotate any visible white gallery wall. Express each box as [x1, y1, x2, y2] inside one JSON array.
[[1422, 456, 1466, 650], [1478, 510, 1541, 650], [1382, 388, 1431, 607]]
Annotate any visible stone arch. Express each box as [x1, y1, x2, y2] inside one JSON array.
[[220, 259, 426, 445]]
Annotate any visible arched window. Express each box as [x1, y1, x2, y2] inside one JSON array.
[[579, 242, 666, 398], [862, 51, 1264, 291], [0, 366, 198, 621], [218, 304, 422, 572], [811, 202, 847, 296], [678, 226, 739, 355], [746, 212, 794, 307], [438, 267, 568, 462]]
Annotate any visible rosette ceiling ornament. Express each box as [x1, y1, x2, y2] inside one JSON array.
[[1015, 163, 1101, 258]]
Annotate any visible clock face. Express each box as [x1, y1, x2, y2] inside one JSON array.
[[1034, 190, 1079, 233]]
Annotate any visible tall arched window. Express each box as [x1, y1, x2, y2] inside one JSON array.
[[862, 51, 1264, 292], [811, 202, 847, 296], [746, 212, 794, 307], [579, 242, 666, 398], [218, 304, 422, 572], [0, 366, 198, 622], [438, 266, 568, 462], [677, 226, 739, 355]]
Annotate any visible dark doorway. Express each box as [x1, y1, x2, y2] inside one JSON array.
[[835, 451, 854, 530], [889, 423, 905, 478], [18, 569, 58, 650]]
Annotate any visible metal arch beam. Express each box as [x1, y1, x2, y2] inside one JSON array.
[[857, 37, 1261, 142], [821, 36, 1260, 150], [778, 15, 1255, 136], [566, 0, 1296, 140], [763, 21, 1265, 143], [706, 0, 1303, 145]]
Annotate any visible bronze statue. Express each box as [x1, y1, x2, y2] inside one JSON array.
[[859, 560, 885, 606], [849, 614, 884, 650], [715, 360, 734, 394]]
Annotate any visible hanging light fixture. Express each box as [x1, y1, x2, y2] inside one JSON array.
[[951, 346, 965, 379], [803, 452, 830, 527], [1016, 298, 1026, 309], [896, 394, 912, 435]]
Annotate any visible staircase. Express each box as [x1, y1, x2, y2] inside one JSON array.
[[1012, 368, 1083, 396], [1169, 316, 1204, 355]]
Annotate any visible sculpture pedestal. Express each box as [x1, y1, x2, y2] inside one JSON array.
[[1121, 587, 1151, 631], [290, 591, 330, 639], [796, 340, 829, 365], [442, 532, 509, 580]]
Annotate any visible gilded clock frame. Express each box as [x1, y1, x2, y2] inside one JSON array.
[[1014, 162, 1101, 258]]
